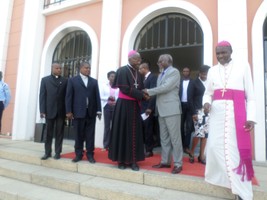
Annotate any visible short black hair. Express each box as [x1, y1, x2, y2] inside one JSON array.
[[79, 61, 91, 69], [199, 65, 210, 73], [107, 71, 116, 78]]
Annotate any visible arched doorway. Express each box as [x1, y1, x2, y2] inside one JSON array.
[[264, 17, 267, 159], [134, 13, 203, 77], [52, 30, 92, 139], [53, 30, 92, 78]]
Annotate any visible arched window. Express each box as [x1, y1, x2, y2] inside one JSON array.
[[134, 13, 203, 74], [53, 30, 92, 78]]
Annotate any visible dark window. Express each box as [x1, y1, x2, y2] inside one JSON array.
[[134, 13, 203, 74], [52, 30, 92, 78], [135, 13, 202, 50]]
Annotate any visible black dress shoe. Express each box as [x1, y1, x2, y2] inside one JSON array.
[[54, 154, 61, 160], [118, 162, 126, 170], [72, 156, 82, 163], [145, 152, 153, 158], [171, 166, 182, 174], [87, 156, 96, 164], [41, 154, 51, 160], [131, 163, 139, 171], [152, 163, 171, 168]]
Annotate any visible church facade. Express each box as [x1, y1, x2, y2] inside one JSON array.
[[0, 0, 266, 161]]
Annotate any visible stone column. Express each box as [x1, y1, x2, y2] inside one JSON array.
[[95, 0, 122, 147], [12, 0, 46, 140], [98, 0, 122, 83]]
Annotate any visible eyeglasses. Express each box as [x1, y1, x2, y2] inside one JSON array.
[[157, 61, 164, 65]]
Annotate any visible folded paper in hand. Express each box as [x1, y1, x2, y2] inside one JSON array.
[[141, 113, 149, 121]]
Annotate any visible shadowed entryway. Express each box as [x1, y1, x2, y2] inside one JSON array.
[[134, 13, 203, 77]]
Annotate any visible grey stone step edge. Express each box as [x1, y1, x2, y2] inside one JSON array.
[[0, 175, 95, 200], [0, 158, 226, 200], [0, 147, 265, 200]]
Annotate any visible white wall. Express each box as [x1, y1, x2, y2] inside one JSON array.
[[217, 0, 248, 61], [96, 0, 123, 148], [252, 1, 267, 161]]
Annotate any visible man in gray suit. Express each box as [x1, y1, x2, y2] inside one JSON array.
[[144, 54, 183, 174]]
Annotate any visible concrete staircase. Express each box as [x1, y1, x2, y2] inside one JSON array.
[[0, 138, 266, 200]]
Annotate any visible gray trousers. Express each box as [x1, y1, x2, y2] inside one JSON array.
[[158, 114, 183, 167]]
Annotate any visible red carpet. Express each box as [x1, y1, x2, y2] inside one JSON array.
[[61, 148, 258, 185]]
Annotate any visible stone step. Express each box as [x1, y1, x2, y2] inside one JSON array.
[[0, 176, 94, 200], [0, 158, 226, 200], [0, 139, 266, 200]]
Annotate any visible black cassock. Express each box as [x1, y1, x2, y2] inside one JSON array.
[[108, 65, 145, 163]]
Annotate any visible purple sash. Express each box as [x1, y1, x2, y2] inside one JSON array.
[[213, 89, 254, 181], [118, 91, 136, 101]]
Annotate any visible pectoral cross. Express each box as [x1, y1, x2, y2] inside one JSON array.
[[221, 88, 227, 97], [134, 82, 139, 88]]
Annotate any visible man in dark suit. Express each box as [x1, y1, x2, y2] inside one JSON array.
[[39, 62, 68, 160], [179, 67, 193, 154], [65, 62, 102, 163], [139, 61, 157, 157]]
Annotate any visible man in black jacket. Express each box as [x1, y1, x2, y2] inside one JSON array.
[[139, 61, 157, 157], [179, 67, 193, 154], [39, 62, 68, 160]]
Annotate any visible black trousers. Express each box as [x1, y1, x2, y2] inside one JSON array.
[[103, 104, 115, 149], [73, 115, 96, 158], [181, 102, 193, 149], [143, 114, 155, 152], [45, 117, 65, 155]]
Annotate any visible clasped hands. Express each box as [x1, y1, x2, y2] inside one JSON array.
[[142, 89, 150, 101]]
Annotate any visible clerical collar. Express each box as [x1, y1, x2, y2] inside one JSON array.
[[53, 75, 59, 79]]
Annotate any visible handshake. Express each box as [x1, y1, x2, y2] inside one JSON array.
[[142, 89, 150, 101]]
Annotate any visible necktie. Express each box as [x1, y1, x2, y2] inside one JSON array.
[[160, 71, 165, 80]]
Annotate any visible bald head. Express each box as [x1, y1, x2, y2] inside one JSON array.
[[128, 51, 141, 70]]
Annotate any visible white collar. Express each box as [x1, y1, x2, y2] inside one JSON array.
[[145, 71, 151, 79], [80, 73, 88, 79]]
